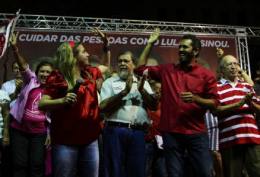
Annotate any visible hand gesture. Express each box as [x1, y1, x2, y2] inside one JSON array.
[[138, 69, 148, 92], [236, 64, 243, 74], [239, 92, 253, 106], [148, 28, 160, 44], [121, 74, 133, 96], [155, 135, 164, 149], [93, 27, 108, 45], [180, 92, 194, 103], [10, 32, 19, 46], [216, 47, 224, 59], [63, 92, 77, 105], [45, 133, 51, 148], [2, 129, 10, 146]]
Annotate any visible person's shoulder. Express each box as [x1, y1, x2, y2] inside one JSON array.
[[239, 80, 253, 88], [83, 65, 102, 77], [84, 65, 99, 72], [0, 89, 10, 101], [1, 79, 16, 92], [161, 63, 172, 67], [105, 75, 120, 82], [196, 64, 215, 75], [0, 89, 8, 96], [2, 79, 15, 86], [155, 63, 174, 71], [46, 70, 65, 84], [100, 76, 119, 89]]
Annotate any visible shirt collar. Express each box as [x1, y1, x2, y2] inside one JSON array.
[[219, 78, 230, 85], [176, 62, 200, 71], [219, 78, 239, 85]]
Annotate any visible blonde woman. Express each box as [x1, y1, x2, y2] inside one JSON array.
[[39, 42, 102, 177]]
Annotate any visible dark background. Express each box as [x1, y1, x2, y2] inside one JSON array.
[[1, 0, 260, 78]]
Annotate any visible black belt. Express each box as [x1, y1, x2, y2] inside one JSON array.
[[105, 121, 149, 131]]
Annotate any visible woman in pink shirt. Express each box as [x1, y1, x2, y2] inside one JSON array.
[[8, 34, 53, 177]]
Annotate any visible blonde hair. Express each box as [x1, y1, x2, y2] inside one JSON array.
[[54, 42, 76, 88]]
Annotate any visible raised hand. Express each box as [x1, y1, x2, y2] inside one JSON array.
[[236, 64, 243, 74], [148, 28, 160, 44], [216, 47, 224, 59], [93, 27, 108, 44], [10, 32, 19, 46]]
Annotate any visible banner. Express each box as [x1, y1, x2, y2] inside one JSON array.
[[0, 31, 238, 83], [0, 18, 16, 58]]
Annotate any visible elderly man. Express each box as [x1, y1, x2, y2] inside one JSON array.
[[215, 55, 260, 177], [100, 51, 157, 177]]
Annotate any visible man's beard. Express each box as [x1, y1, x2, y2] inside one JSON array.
[[119, 70, 129, 80], [179, 52, 194, 65]]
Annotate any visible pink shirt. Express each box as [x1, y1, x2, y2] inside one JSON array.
[[11, 87, 47, 134], [10, 67, 41, 123]]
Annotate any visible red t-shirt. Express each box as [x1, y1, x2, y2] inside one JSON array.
[[44, 66, 102, 145], [135, 63, 219, 134], [145, 102, 161, 142]]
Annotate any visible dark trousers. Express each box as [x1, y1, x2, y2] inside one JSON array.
[[0, 139, 13, 177], [10, 128, 46, 177], [145, 141, 168, 177], [163, 132, 213, 177], [103, 126, 146, 177], [221, 144, 260, 177], [0, 138, 1, 177]]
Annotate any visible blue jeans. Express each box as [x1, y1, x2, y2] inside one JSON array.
[[103, 126, 146, 177], [52, 140, 99, 177], [163, 132, 213, 177]]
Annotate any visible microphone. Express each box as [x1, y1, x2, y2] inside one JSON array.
[[65, 79, 85, 108], [69, 79, 85, 94]]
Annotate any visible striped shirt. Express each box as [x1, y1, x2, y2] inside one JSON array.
[[205, 110, 219, 151], [217, 78, 260, 149]]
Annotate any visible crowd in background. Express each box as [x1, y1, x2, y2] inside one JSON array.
[[0, 28, 260, 177]]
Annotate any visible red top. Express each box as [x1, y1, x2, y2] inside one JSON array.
[[44, 66, 102, 145], [145, 102, 161, 142], [135, 63, 218, 134]]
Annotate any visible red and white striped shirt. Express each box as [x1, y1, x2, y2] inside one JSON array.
[[217, 78, 260, 149]]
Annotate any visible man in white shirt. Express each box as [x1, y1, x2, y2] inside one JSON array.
[[0, 89, 10, 176], [100, 51, 157, 177]]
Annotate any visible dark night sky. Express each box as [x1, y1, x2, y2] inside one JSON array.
[[1, 0, 260, 76], [2, 0, 260, 26]]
